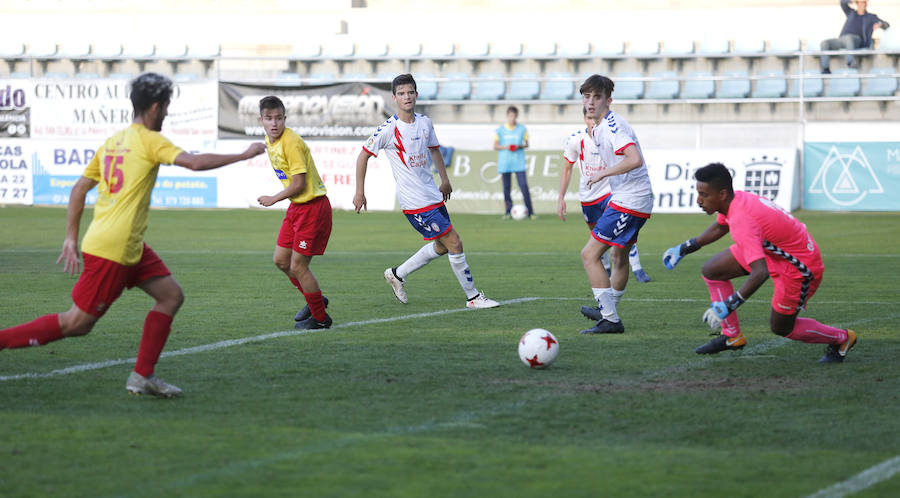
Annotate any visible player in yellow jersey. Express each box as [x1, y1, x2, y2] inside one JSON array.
[[0, 73, 266, 397], [257, 96, 333, 329]]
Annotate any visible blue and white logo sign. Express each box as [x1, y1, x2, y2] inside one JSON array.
[[804, 143, 899, 211]]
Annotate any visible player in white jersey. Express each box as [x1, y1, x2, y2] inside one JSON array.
[[353, 74, 500, 309], [577, 74, 654, 334], [559, 107, 651, 283]]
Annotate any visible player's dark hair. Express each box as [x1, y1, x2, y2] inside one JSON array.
[[694, 162, 734, 193], [259, 95, 286, 115], [130, 72, 173, 115], [506, 106, 518, 116], [579, 74, 615, 99], [392, 73, 417, 94]]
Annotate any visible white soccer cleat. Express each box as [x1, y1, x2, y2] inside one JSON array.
[[126, 371, 183, 398], [466, 291, 500, 309], [383, 267, 408, 304]]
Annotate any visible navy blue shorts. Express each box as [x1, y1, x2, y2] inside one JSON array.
[[591, 205, 649, 248], [404, 203, 453, 240]]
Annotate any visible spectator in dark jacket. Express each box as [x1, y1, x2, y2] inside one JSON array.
[[820, 0, 889, 73]]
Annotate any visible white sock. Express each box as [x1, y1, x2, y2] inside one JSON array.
[[611, 288, 625, 306], [592, 287, 605, 308], [448, 252, 478, 299], [628, 245, 642, 271], [397, 242, 442, 280], [597, 288, 620, 322]]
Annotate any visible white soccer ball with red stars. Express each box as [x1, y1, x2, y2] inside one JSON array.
[[510, 204, 528, 220], [518, 328, 559, 368]]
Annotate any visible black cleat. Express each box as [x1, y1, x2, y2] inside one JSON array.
[[695, 333, 746, 354], [818, 330, 857, 363], [579, 318, 625, 334], [294, 313, 333, 330], [580, 306, 604, 321], [294, 296, 329, 322]]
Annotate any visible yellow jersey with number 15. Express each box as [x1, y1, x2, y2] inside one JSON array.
[[81, 124, 183, 265]]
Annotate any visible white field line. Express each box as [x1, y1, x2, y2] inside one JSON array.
[[3, 298, 897, 383], [806, 455, 900, 498]]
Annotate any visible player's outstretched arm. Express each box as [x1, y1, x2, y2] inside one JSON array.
[[57, 176, 98, 275], [663, 222, 729, 269], [557, 161, 573, 221], [429, 148, 452, 202], [174, 143, 266, 171], [353, 150, 371, 213]]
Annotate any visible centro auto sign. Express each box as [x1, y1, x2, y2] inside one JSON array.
[[804, 142, 900, 211]]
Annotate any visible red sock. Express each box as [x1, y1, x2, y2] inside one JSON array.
[[786, 317, 848, 344], [0, 314, 63, 350], [289, 277, 304, 293], [134, 311, 173, 377], [303, 291, 327, 321], [703, 276, 742, 337]]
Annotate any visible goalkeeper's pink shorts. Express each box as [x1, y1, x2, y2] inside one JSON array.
[[729, 243, 824, 315]]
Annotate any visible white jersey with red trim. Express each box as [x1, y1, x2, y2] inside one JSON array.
[[363, 113, 442, 211], [591, 110, 653, 214], [563, 127, 610, 204]]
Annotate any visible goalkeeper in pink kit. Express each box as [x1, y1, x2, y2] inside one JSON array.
[[663, 163, 857, 363]]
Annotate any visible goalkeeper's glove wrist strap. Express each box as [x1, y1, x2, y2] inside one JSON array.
[[725, 292, 746, 311], [680, 238, 700, 256]]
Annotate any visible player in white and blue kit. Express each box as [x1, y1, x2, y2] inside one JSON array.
[[559, 107, 651, 284], [577, 75, 654, 334], [353, 74, 500, 309]]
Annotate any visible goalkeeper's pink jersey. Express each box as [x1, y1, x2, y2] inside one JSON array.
[[716, 191, 823, 272]]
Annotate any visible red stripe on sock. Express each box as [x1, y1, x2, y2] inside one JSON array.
[[134, 311, 173, 377]]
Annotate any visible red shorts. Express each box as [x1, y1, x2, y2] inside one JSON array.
[[72, 244, 171, 317], [729, 244, 824, 315], [276, 195, 332, 256]]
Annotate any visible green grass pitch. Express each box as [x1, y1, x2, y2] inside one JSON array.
[[1, 205, 898, 497]]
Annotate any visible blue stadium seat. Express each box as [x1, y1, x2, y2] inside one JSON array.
[[696, 38, 730, 57], [321, 38, 355, 58], [27, 42, 57, 58], [91, 42, 122, 59], [437, 73, 471, 100], [154, 43, 188, 58], [109, 72, 135, 79], [733, 38, 765, 55], [57, 42, 91, 59], [355, 42, 388, 59], [878, 28, 900, 51], [472, 73, 506, 100], [457, 41, 489, 58], [122, 42, 156, 59], [290, 42, 321, 59], [717, 70, 751, 98], [789, 72, 824, 97], [0, 42, 25, 58], [44, 71, 70, 78], [614, 72, 644, 99], [752, 70, 787, 98], [645, 71, 679, 99], [375, 72, 395, 82], [174, 72, 199, 82], [861, 67, 898, 96], [389, 41, 421, 58], [680, 71, 715, 99], [523, 41, 557, 58], [187, 42, 220, 60], [506, 72, 540, 100], [421, 41, 455, 58], [9, 72, 31, 79], [75, 72, 102, 79], [767, 38, 800, 55], [539, 72, 574, 100], [660, 39, 694, 57], [275, 72, 302, 86], [628, 39, 660, 57], [825, 68, 861, 97], [592, 40, 624, 57], [557, 40, 591, 59], [415, 73, 438, 100], [307, 72, 335, 84], [491, 41, 523, 58]]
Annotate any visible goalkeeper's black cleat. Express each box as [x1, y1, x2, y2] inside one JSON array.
[[580, 305, 604, 321], [294, 313, 333, 330], [579, 318, 625, 334], [695, 333, 746, 354], [294, 296, 329, 322], [819, 330, 857, 363]]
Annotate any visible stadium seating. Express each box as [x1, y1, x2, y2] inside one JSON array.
[[789, 71, 825, 97], [154, 43, 188, 59], [752, 70, 787, 98], [491, 41, 523, 58], [733, 38, 765, 55], [523, 41, 557, 59], [557, 40, 592, 59], [26, 42, 58, 58], [56, 43, 92, 59], [356, 42, 388, 59], [321, 38, 355, 59], [680, 71, 715, 99], [861, 67, 898, 96], [506, 72, 540, 100], [593, 40, 625, 57], [645, 71, 680, 99], [539, 72, 575, 100], [457, 41, 490, 58], [415, 73, 438, 100], [660, 39, 694, 57], [717, 70, 751, 98], [91, 42, 123, 59], [696, 38, 730, 57], [437, 73, 472, 100], [614, 72, 644, 99], [0, 42, 25, 58], [389, 41, 421, 58], [291, 42, 322, 60], [825, 68, 861, 97], [472, 72, 506, 100], [628, 39, 660, 57], [422, 41, 455, 59]]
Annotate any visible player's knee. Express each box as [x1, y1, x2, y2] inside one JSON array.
[[289, 262, 309, 278], [59, 313, 95, 337], [273, 256, 290, 273]]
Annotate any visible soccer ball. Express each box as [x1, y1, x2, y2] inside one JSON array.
[[510, 204, 528, 220], [518, 328, 559, 368]]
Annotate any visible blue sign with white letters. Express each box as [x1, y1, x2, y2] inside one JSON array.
[[804, 142, 900, 211]]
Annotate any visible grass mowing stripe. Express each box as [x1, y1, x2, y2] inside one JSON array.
[[3, 299, 895, 383], [806, 455, 900, 498], [0, 297, 539, 382]]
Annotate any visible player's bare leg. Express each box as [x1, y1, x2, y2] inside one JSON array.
[[580, 238, 623, 334], [126, 275, 184, 397], [290, 251, 330, 329], [274, 246, 329, 322]]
